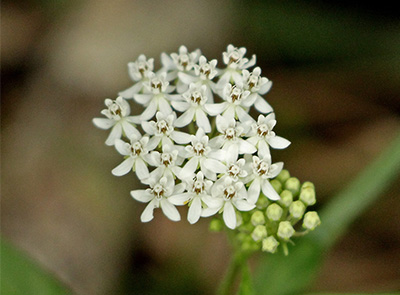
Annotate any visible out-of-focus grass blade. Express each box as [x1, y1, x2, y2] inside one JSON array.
[[1, 238, 70, 295], [254, 133, 400, 295]]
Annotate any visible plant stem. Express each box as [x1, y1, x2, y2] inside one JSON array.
[[217, 251, 244, 295]]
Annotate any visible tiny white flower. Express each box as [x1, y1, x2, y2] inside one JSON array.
[[209, 115, 256, 154], [112, 134, 151, 180], [131, 175, 185, 222], [244, 154, 283, 203], [218, 44, 256, 88], [172, 83, 213, 132], [179, 128, 226, 181], [247, 113, 291, 158], [146, 143, 184, 180], [119, 54, 154, 98], [169, 172, 219, 224], [93, 97, 141, 146], [202, 178, 255, 229], [204, 83, 254, 122], [142, 112, 192, 150], [242, 67, 274, 113]]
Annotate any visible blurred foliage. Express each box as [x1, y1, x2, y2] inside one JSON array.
[[1, 239, 70, 295], [254, 133, 400, 295]]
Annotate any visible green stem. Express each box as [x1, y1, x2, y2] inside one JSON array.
[[217, 251, 244, 295], [238, 260, 254, 295]]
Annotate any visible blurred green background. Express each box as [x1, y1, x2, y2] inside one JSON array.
[[2, 0, 400, 294]]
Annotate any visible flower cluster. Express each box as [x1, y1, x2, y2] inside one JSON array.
[[93, 44, 319, 245]]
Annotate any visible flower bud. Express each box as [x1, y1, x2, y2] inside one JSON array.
[[256, 195, 270, 209], [262, 236, 279, 253], [299, 187, 316, 206], [241, 236, 260, 252], [303, 211, 321, 230], [279, 190, 293, 207], [251, 211, 265, 226], [266, 203, 283, 221], [289, 200, 306, 219], [301, 181, 315, 190], [277, 221, 295, 240], [252, 225, 268, 241], [276, 169, 290, 184], [209, 219, 223, 232], [270, 179, 282, 194], [284, 177, 300, 196]]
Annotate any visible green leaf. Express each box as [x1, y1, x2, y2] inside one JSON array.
[[1, 238, 70, 295], [254, 133, 400, 295]]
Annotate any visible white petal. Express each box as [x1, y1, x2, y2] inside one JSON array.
[[161, 199, 180, 221], [171, 101, 190, 112], [131, 190, 153, 203], [258, 140, 271, 159], [259, 81, 273, 95], [254, 96, 274, 113], [158, 97, 173, 115], [135, 157, 149, 180], [207, 149, 226, 161], [112, 157, 135, 176], [147, 136, 161, 151], [268, 162, 284, 179], [226, 145, 239, 164], [114, 139, 130, 156], [170, 131, 192, 144], [234, 199, 256, 211], [140, 99, 158, 121], [202, 195, 223, 208], [161, 52, 174, 69], [222, 105, 235, 121], [201, 206, 221, 217], [268, 136, 291, 149], [133, 94, 152, 105], [236, 107, 253, 123], [175, 108, 195, 127], [178, 72, 197, 84], [105, 123, 122, 146], [248, 177, 261, 203], [122, 120, 141, 139], [223, 202, 236, 229], [93, 118, 114, 130], [232, 71, 243, 87], [203, 158, 226, 173], [238, 140, 257, 154], [168, 193, 191, 205], [188, 197, 202, 224], [261, 180, 280, 201], [180, 157, 199, 179], [201, 165, 217, 181], [141, 199, 157, 222], [195, 109, 211, 133], [204, 103, 228, 116], [119, 82, 143, 98]]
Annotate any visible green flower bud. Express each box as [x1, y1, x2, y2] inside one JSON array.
[[299, 187, 316, 206], [301, 181, 315, 190], [266, 203, 283, 221], [241, 236, 260, 252], [276, 169, 290, 184], [252, 225, 268, 241], [256, 195, 270, 209], [303, 211, 321, 230], [289, 200, 306, 219], [262, 236, 279, 253], [277, 221, 295, 240], [209, 219, 223, 232], [279, 190, 293, 207], [251, 211, 265, 226], [284, 177, 301, 196], [270, 179, 282, 194]]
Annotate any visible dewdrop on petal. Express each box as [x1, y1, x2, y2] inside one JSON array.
[[303, 211, 321, 230]]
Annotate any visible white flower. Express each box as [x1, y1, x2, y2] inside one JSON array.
[[218, 44, 256, 87], [131, 175, 185, 222], [202, 178, 255, 229], [241, 67, 273, 114], [247, 114, 291, 158], [142, 112, 192, 150], [93, 97, 141, 146], [209, 115, 256, 154], [204, 83, 254, 122], [169, 172, 219, 224], [112, 134, 151, 180], [171, 83, 213, 132], [161, 45, 201, 78], [245, 154, 283, 203], [119, 55, 154, 98], [132, 72, 175, 121], [179, 128, 226, 181], [146, 143, 184, 180]]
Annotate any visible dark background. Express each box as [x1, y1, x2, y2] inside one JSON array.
[[2, 0, 400, 294]]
